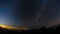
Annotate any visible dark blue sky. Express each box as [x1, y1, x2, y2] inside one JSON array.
[[0, 0, 60, 29], [0, 0, 15, 26]]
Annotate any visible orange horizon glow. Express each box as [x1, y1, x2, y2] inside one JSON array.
[[0, 24, 30, 30]]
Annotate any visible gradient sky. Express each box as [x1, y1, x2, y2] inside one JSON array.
[[0, 0, 60, 29]]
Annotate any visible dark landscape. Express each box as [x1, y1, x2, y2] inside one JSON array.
[[0, 25, 60, 33]]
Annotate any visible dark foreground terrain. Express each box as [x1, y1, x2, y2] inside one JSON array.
[[0, 25, 60, 33]]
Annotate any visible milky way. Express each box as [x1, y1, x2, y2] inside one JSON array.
[[0, 0, 60, 29]]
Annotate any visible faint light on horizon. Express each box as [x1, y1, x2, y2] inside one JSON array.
[[0, 24, 30, 30]]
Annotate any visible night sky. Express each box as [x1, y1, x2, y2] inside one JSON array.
[[0, 0, 60, 29]]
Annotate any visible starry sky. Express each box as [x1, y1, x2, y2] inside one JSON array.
[[0, 0, 60, 29]]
